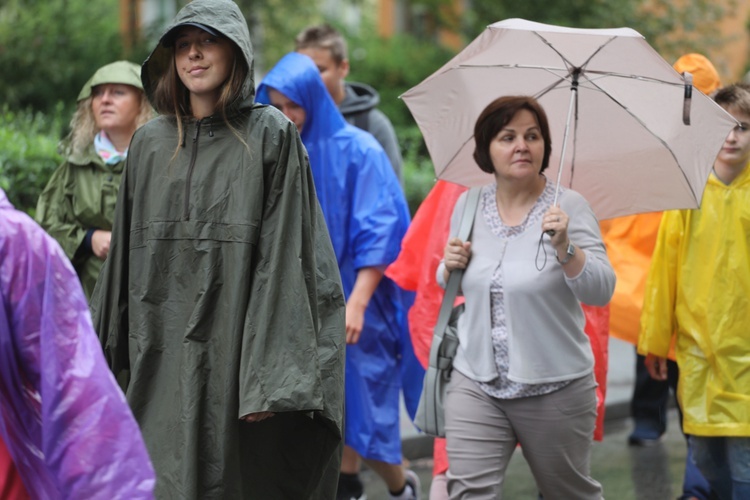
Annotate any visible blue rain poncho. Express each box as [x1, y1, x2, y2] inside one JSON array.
[[257, 52, 423, 463]]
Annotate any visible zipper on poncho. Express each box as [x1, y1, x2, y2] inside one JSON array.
[[184, 119, 202, 220]]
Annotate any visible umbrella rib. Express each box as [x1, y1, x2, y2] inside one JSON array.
[[532, 31, 575, 70], [584, 70, 688, 87], [585, 79, 699, 202], [457, 65, 687, 89]]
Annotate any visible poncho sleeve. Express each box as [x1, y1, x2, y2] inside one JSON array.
[[90, 152, 134, 380], [238, 119, 345, 430], [348, 145, 409, 270], [638, 209, 684, 357]]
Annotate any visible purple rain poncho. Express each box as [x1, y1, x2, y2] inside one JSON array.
[[0, 189, 155, 499]]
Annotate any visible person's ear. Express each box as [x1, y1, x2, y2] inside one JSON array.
[[339, 59, 350, 79]]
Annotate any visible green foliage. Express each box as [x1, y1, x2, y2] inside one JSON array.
[[346, 30, 456, 128], [400, 125, 438, 214], [0, 0, 134, 115], [0, 105, 65, 216], [236, 0, 325, 70], [634, 0, 728, 61], [342, 30, 455, 212], [439, 0, 728, 63]]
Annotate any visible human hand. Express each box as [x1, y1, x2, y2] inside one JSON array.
[[542, 207, 569, 253], [345, 300, 366, 344], [444, 237, 471, 272], [91, 230, 112, 260], [644, 354, 668, 381], [241, 411, 275, 423]]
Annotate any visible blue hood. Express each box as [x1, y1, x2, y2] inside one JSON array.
[[257, 52, 347, 143]]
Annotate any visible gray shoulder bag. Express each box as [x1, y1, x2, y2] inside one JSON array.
[[414, 187, 481, 437]]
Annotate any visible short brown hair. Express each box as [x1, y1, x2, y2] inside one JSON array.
[[713, 83, 750, 117], [294, 24, 348, 64], [473, 95, 552, 175]]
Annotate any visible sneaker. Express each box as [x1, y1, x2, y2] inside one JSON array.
[[394, 469, 421, 500], [627, 422, 663, 447], [336, 473, 367, 500]]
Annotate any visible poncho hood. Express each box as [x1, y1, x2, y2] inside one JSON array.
[[257, 52, 346, 143], [141, 0, 255, 111]]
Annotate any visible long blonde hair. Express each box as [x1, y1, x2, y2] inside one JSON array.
[[64, 90, 153, 156], [151, 41, 250, 160]]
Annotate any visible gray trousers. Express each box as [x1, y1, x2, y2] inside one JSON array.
[[445, 372, 603, 499]]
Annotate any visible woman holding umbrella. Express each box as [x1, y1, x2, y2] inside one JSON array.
[[440, 95, 615, 498]]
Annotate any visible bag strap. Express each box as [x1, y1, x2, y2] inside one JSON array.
[[428, 187, 481, 369]]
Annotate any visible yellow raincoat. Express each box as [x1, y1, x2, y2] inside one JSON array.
[[638, 164, 750, 437]]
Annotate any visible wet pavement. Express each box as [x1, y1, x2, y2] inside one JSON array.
[[362, 338, 691, 499]]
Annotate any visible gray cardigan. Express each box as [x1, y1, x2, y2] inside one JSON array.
[[437, 187, 615, 384]]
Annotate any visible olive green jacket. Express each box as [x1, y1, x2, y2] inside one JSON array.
[[36, 146, 122, 300]]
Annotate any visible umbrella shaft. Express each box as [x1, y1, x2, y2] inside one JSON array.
[[552, 85, 578, 207]]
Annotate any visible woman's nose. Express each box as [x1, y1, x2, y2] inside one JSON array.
[[188, 43, 201, 59], [515, 138, 529, 151]]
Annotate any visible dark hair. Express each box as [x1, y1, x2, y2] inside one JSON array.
[[294, 24, 348, 64], [473, 95, 552, 174]]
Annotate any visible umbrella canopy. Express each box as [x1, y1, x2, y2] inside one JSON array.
[[401, 18, 738, 220]]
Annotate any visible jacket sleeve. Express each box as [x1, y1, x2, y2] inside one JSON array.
[[563, 193, 616, 306], [638, 209, 683, 357], [35, 163, 90, 262]]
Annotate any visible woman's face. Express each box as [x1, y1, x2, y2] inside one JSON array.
[[91, 84, 142, 137], [173, 26, 234, 107], [488, 109, 545, 181], [268, 88, 307, 133]]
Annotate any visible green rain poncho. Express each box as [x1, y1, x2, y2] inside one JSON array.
[[90, 0, 346, 497], [36, 61, 142, 299], [639, 165, 750, 437]]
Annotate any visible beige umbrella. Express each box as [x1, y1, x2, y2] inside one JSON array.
[[401, 18, 737, 220]]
